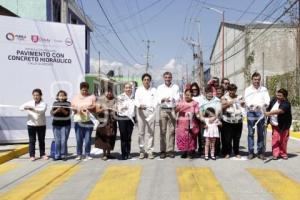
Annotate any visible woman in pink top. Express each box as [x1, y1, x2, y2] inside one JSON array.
[[175, 89, 200, 159], [71, 82, 96, 161]]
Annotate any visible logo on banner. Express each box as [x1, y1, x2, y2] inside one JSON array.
[[6, 33, 26, 41], [6, 32, 15, 41], [31, 35, 39, 43], [65, 38, 73, 46]]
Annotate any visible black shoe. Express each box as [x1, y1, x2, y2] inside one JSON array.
[[167, 151, 175, 158], [127, 155, 132, 159], [211, 156, 216, 160], [181, 152, 187, 159], [257, 154, 266, 160], [107, 154, 115, 159], [160, 152, 166, 159], [205, 156, 209, 161], [247, 154, 255, 160], [121, 156, 127, 160], [187, 151, 194, 159]]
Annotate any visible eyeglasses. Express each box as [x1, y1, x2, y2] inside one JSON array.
[[191, 88, 198, 91]]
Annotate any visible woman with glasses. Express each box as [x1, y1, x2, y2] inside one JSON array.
[[190, 82, 204, 155]]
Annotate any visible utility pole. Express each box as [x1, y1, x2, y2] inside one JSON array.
[[98, 51, 101, 75], [142, 40, 155, 72], [183, 20, 204, 88]]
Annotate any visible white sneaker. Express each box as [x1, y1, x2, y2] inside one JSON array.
[[75, 156, 82, 160], [148, 152, 154, 159], [84, 156, 93, 161]]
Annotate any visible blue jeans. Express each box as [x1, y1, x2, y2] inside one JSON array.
[[247, 111, 265, 154], [74, 122, 93, 156], [53, 125, 71, 159]]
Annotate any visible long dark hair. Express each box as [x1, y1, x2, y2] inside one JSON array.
[[191, 82, 200, 96]]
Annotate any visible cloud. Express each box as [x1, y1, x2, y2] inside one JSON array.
[[90, 58, 147, 77], [162, 58, 184, 78], [89, 58, 185, 85]]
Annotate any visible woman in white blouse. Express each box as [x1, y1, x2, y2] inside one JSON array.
[[117, 83, 135, 160], [20, 88, 48, 161]]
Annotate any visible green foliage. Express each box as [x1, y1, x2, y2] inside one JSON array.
[[266, 71, 300, 106], [244, 51, 255, 85]]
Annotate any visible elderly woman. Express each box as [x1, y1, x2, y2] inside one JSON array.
[[20, 88, 48, 161], [221, 84, 244, 158], [95, 87, 117, 161], [117, 83, 135, 160], [175, 88, 200, 159], [265, 88, 292, 160]]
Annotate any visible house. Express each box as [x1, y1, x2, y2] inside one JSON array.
[[210, 22, 297, 94]]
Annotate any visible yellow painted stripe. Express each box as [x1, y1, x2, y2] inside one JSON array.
[[87, 165, 142, 200], [0, 145, 29, 164], [0, 163, 20, 175], [177, 167, 229, 200], [1, 164, 80, 200], [248, 168, 300, 200]]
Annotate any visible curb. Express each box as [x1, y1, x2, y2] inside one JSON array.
[[0, 145, 29, 164]]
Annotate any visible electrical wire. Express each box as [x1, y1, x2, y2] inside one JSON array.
[[96, 0, 143, 65], [135, 0, 150, 40], [78, 0, 137, 68]]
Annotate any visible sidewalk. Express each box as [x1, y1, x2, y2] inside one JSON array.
[[0, 144, 28, 164]]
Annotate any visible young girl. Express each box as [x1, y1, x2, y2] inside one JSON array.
[[175, 89, 200, 159], [51, 90, 71, 161], [203, 107, 221, 160]]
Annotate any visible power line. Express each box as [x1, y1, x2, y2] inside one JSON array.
[[96, 0, 142, 65], [109, 0, 163, 26], [109, 0, 144, 52], [210, 0, 298, 65], [193, 0, 277, 19], [78, 0, 137, 69], [135, 0, 150, 40], [97, 0, 174, 36], [236, 0, 256, 23], [123, 0, 147, 41]]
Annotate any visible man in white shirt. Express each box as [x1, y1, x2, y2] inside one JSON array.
[[244, 72, 270, 160], [156, 72, 180, 158], [134, 73, 157, 159]]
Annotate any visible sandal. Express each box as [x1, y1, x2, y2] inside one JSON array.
[[29, 157, 36, 161], [282, 156, 288, 160], [41, 155, 49, 160]]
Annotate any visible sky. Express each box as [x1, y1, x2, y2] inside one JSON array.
[[79, 0, 293, 84]]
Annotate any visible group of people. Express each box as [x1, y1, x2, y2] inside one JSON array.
[[20, 71, 292, 161]]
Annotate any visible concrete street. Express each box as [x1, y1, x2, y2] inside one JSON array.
[[0, 124, 299, 200]]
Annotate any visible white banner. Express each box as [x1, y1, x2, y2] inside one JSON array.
[[0, 15, 86, 116]]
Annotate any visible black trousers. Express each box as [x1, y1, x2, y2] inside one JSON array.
[[222, 121, 243, 155], [198, 129, 205, 155], [27, 125, 46, 157], [118, 118, 134, 158]]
